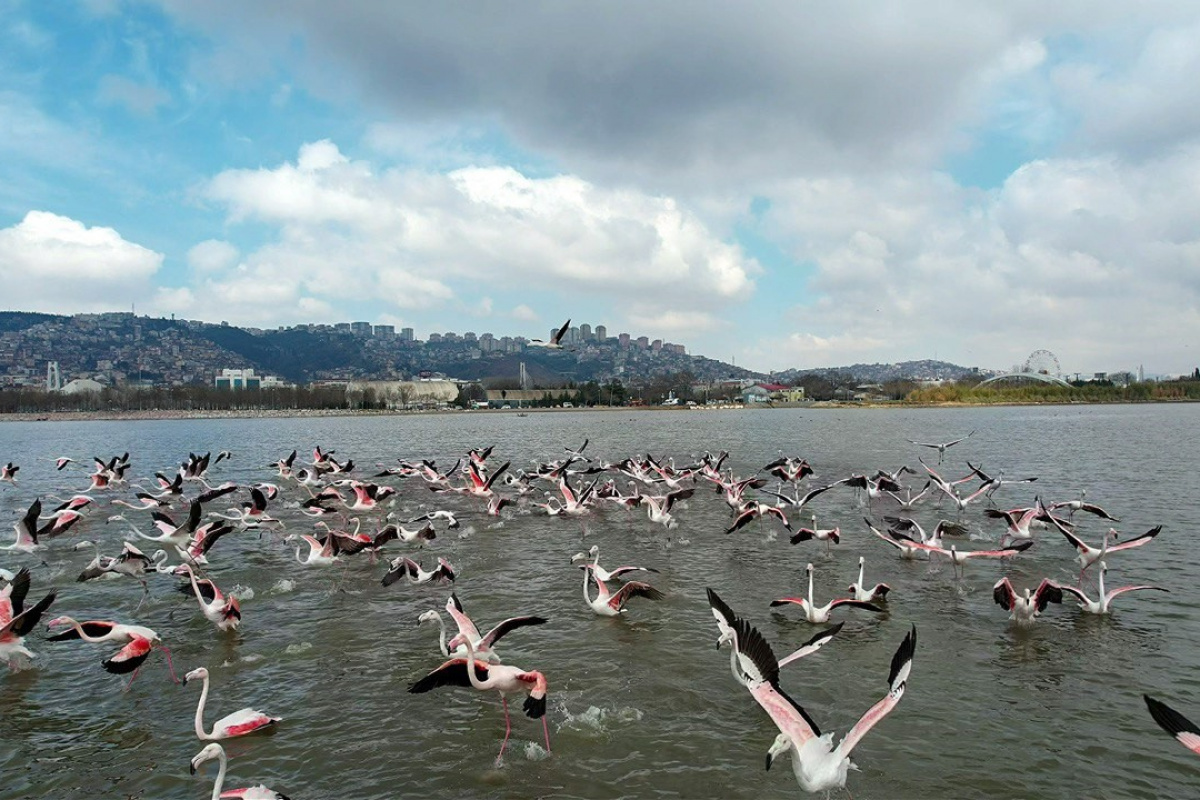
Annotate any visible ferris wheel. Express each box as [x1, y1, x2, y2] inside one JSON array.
[[1023, 349, 1061, 377]]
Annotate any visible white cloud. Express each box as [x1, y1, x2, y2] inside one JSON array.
[[510, 304, 538, 321], [750, 145, 1200, 373], [186, 239, 239, 272], [195, 141, 757, 328], [0, 211, 162, 313]]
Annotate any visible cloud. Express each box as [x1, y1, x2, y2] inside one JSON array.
[[750, 144, 1200, 373], [510, 304, 538, 321], [0, 211, 162, 312], [195, 141, 756, 327], [186, 239, 239, 273]]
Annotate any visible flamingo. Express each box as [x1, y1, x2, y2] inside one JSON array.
[[0, 568, 56, 670], [726, 500, 791, 535], [992, 577, 1063, 625], [967, 462, 1037, 499], [175, 564, 242, 632], [570, 545, 659, 582], [408, 635, 550, 763], [381, 556, 456, 586], [422, 594, 547, 664], [864, 518, 924, 560], [885, 479, 933, 510], [985, 501, 1054, 546], [906, 430, 975, 463], [2, 499, 44, 554], [45, 616, 177, 688], [761, 482, 838, 517], [641, 487, 693, 529], [1, 462, 19, 482], [184, 666, 280, 740], [706, 588, 842, 674], [848, 557, 891, 603], [581, 563, 665, 617], [190, 742, 289, 799], [1054, 562, 1169, 615], [284, 533, 341, 566], [770, 563, 882, 623], [529, 317, 571, 349], [1045, 512, 1161, 585], [720, 604, 916, 793], [788, 515, 841, 550], [77, 541, 169, 609], [885, 533, 1033, 578], [1145, 696, 1200, 756], [1050, 490, 1120, 522]]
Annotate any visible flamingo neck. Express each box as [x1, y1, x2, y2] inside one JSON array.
[[61, 618, 105, 643], [807, 570, 814, 606], [856, 563, 865, 587], [461, 639, 487, 690], [194, 673, 213, 739], [433, 614, 449, 656], [208, 746, 227, 800]]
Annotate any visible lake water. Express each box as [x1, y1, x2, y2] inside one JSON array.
[[1, 404, 1198, 799]]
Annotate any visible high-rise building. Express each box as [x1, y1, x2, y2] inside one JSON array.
[[400, 327, 414, 342], [351, 321, 372, 336], [636, 336, 649, 349], [335, 322, 352, 333], [463, 331, 477, 342], [618, 333, 631, 348], [428, 332, 443, 343], [651, 339, 663, 351], [595, 325, 607, 341], [373, 325, 395, 337], [579, 323, 592, 341]]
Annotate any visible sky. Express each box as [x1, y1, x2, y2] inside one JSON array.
[[2, 2, 1200, 376]]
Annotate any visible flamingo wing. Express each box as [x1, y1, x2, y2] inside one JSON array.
[[480, 615, 548, 648], [213, 707, 280, 738], [828, 598, 884, 613], [407, 658, 490, 693], [103, 636, 153, 674], [46, 620, 116, 641], [610, 581, 665, 609], [1109, 526, 1162, 552], [834, 626, 916, 759], [1106, 585, 1169, 603], [778, 622, 844, 668], [992, 577, 1017, 611], [1145, 695, 1200, 755], [1034, 579, 1064, 612]]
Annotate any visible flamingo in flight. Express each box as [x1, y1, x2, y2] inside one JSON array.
[[2, 499, 45, 554], [1, 462, 18, 482], [707, 588, 842, 674], [992, 577, 1063, 626], [906, 430, 975, 463], [1044, 512, 1161, 585], [1054, 562, 1169, 615], [1050, 490, 1120, 522], [184, 666, 281, 740], [581, 562, 665, 617], [174, 564, 242, 632], [408, 635, 551, 763], [718, 600, 917, 793], [570, 544, 659, 583], [382, 556, 456, 586], [190, 742, 290, 799], [788, 514, 841, 550], [770, 563, 882, 623], [421, 593, 547, 663], [1145, 696, 1200, 756], [726, 500, 791, 535], [1, 568, 56, 670], [884, 534, 1034, 578], [529, 317, 571, 349], [45, 616, 177, 688], [864, 518, 924, 560]]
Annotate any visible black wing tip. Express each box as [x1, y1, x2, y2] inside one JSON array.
[[887, 625, 917, 687], [523, 693, 547, 719], [1145, 695, 1200, 737]]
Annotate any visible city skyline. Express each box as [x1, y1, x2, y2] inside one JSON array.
[[3, 4, 1200, 374]]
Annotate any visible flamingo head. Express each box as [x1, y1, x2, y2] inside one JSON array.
[[806, 562, 814, 573], [416, 610, 439, 626], [182, 666, 208, 685], [766, 732, 792, 771], [1107, 528, 1119, 541], [716, 629, 733, 650], [570, 551, 589, 564], [189, 743, 224, 775], [45, 616, 74, 628]]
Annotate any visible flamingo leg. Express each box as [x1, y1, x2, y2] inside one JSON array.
[[542, 715, 552, 754], [159, 645, 180, 683], [123, 666, 141, 692], [497, 696, 513, 764]]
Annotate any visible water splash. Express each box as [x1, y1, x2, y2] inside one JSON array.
[[523, 741, 550, 761], [229, 584, 255, 601], [271, 579, 296, 594], [558, 704, 644, 734], [285, 642, 313, 655]]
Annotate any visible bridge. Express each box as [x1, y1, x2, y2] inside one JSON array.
[[977, 349, 1071, 388]]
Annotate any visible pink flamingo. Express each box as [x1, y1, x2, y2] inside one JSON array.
[[408, 635, 550, 763], [45, 616, 178, 688], [190, 742, 289, 799], [1, 568, 56, 670], [184, 666, 281, 740]]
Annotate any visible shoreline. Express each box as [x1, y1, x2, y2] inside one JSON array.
[[0, 397, 1195, 423]]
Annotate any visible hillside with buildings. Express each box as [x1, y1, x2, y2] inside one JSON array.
[[0, 311, 763, 391]]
